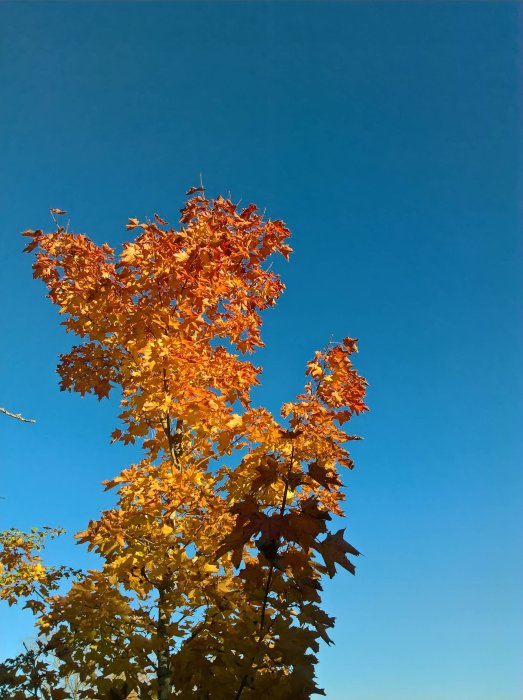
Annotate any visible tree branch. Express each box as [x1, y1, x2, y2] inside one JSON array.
[[0, 406, 36, 423], [235, 444, 296, 700]]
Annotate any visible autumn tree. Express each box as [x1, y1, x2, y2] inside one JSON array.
[[1, 190, 368, 699]]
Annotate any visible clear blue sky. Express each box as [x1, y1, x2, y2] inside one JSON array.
[[1, 2, 521, 699]]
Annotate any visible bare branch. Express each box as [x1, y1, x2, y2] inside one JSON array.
[[0, 406, 36, 423]]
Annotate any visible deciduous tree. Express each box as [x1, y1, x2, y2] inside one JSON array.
[[1, 190, 368, 698]]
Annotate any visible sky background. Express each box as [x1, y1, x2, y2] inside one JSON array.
[[0, 2, 521, 699]]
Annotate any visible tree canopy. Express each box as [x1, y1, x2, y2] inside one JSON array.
[[1, 190, 367, 699]]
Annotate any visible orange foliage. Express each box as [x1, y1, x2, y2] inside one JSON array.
[[2, 191, 367, 699]]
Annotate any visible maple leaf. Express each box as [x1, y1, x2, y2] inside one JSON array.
[[307, 461, 342, 490], [342, 336, 359, 353], [313, 529, 360, 578], [126, 217, 140, 230], [240, 203, 258, 219], [185, 185, 206, 195]]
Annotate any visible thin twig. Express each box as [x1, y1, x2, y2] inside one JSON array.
[[0, 407, 36, 423]]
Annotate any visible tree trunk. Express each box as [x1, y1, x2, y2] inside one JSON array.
[[156, 588, 171, 700]]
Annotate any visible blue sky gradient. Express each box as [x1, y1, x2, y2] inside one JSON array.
[[0, 2, 521, 698]]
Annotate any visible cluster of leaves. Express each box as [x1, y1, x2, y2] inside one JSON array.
[[0, 640, 85, 700], [0, 528, 80, 608], [1, 190, 367, 698]]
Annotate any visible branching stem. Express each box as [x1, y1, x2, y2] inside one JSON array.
[[235, 444, 296, 700]]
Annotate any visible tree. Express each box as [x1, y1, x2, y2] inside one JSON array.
[[1, 190, 368, 698]]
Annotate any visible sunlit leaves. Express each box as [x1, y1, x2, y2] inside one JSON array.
[[0, 528, 78, 607], [2, 189, 368, 699]]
